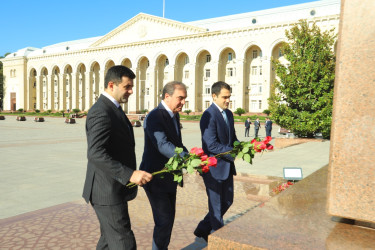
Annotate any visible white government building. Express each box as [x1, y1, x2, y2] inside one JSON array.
[[1, 0, 340, 114]]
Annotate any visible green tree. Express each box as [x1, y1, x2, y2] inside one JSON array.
[[0, 57, 3, 110], [269, 20, 336, 139]]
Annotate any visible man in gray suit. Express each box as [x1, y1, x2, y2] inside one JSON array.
[[82, 65, 152, 250], [140, 81, 188, 250]]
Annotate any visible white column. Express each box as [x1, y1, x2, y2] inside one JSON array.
[[262, 57, 272, 110], [59, 74, 65, 111], [99, 70, 105, 94], [47, 75, 53, 110], [235, 59, 245, 110], [71, 72, 78, 110], [85, 71, 92, 110], [127, 67, 137, 113]]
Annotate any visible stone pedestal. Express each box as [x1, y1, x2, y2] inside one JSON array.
[[327, 0, 375, 223]]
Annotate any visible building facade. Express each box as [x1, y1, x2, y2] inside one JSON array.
[[1, 0, 340, 113]]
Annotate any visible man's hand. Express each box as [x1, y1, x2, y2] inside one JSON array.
[[130, 170, 153, 186]]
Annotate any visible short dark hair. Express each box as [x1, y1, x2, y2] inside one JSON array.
[[212, 81, 230, 96], [104, 65, 135, 89], [162, 81, 187, 99]]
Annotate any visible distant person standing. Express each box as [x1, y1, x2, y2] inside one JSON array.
[[265, 117, 273, 137], [254, 117, 261, 138], [244, 117, 251, 137]]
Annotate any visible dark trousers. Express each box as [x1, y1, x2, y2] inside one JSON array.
[[255, 128, 259, 138], [145, 190, 176, 250], [266, 129, 272, 137], [245, 127, 250, 137], [92, 202, 136, 250], [196, 173, 234, 236]]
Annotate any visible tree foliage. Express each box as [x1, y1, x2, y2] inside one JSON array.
[[234, 107, 246, 116], [269, 20, 336, 138]]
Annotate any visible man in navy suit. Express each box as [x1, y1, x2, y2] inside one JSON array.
[[265, 117, 273, 137], [83, 65, 152, 249], [140, 81, 188, 250], [194, 81, 238, 242]]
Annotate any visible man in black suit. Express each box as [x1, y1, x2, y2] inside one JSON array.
[[244, 117, 251, 137], [254, 117, 261, 138], [140, 81, 188, 250], [82, 65, 152, 250], [265, 117, 273, 137]]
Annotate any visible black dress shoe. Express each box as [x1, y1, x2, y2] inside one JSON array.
[[194, 228, 208, 242]]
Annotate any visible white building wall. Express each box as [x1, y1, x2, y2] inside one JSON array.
[[1, 0, 340, 113]]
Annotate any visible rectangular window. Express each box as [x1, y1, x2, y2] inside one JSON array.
[[252, 50, 258, 58], [259, 85, 262, 93], [259, 100, 262, 110], [165, 59, 169, 66], [184, 101, 189, 109], [146, 88, 149, 95], [164, 72, 168, 80], [205, 101, 210, 109], [227, 68, 233, 77], [206, 55, 211, 62], [43, 81, 46, 87], [66, 79, 69, 86], [229, 101, 233, 110], [205, 87, 211, 94], [228, 53, 232, 61], [251, 66, 257, 75], [54, 80, 57, 87], [34, 103, 36, 109], [54, 92, 57, 98], [205, 69, 211, 78], [66, 91, 69, 97], [184, 71, 189, 79], [184, 56, 189, 65], [43, 92, 46, 98], [251, 100, 257, 110], [259, 66, 262, 75]]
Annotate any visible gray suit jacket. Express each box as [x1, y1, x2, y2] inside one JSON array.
[[82, 94, 137, 205]]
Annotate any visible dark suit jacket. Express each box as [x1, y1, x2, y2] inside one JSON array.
[[265, 120, 273, 131], [140, 103, 187, 193], [200, 104, 238, 180], [82, 94, 137, 205], [245, 120, 251, 128]]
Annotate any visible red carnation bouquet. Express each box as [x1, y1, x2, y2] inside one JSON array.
[[127, 137, 272, 187]]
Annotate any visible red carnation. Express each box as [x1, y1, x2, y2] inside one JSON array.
[[202, 165, 210, 173], [200, 154, 208, 161], [207, 157, 217, 167], [190, 147, 204, 156], [266, 144, 274, 150], [263, 136, 272, 144]]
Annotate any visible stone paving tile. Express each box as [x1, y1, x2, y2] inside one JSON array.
[[0, 175, 261, 250]]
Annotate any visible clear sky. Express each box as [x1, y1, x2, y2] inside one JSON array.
[[0, 0, 319, 57]]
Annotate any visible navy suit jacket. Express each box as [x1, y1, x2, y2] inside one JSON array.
[[82, 94, 137, 205], [265, 120, 273, 131], [140, 103, 187, 193], [200, 104, 238, 180]]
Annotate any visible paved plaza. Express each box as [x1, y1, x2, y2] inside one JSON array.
[[0, 115, 330, 249]]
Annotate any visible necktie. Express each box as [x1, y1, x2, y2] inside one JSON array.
[[222, 110, 229, 128]]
